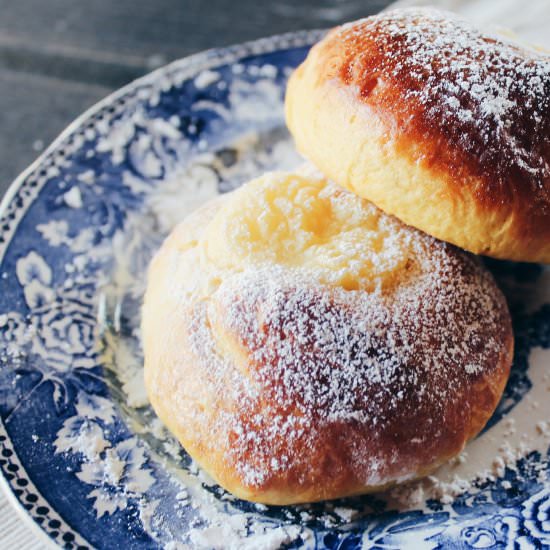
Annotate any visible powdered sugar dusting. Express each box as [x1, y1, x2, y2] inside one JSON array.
[[337, 8, 550, 188], [146, 174, 511, 496]]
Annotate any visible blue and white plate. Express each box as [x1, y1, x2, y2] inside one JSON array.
[[0, 30, 549, 549]]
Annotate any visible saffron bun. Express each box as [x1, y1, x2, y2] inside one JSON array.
[[142, 170, 513, 505], [285, 8, 550, 263]]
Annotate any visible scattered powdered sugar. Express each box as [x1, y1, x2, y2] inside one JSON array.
[[337, 8, 550, 186], [333, 507, 358, 522], [536, 421, 550, 436], [386, 348, 550, 509], [63, 186, 83, 209], [464, 363, 484, 374], [189, 513, 305, 550]]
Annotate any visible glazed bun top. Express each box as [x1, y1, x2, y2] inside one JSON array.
[[286, 8, 550, 262], [323, 8, 550, 211]]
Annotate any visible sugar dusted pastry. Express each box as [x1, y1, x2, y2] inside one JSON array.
[[142, 171, 513, 505], [286, 8, 550, 263]]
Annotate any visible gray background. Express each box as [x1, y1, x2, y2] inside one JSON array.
[[0, 0, 391, 197]]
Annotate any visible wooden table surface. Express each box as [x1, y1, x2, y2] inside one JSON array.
[[0, 1, 391, 547]]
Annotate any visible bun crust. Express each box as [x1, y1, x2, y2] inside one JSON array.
[[285, 8, 550, 263], [142, 172, 513, 505]]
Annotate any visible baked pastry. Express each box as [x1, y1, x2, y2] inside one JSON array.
[[142, 170, 513, 505], [285, 8, 550, 263]]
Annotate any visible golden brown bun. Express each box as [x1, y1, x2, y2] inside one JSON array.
[[285, 8, 550, 263], [142, 171, 513, 505]]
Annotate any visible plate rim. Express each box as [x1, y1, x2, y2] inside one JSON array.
[[0, 28, 324, 549]]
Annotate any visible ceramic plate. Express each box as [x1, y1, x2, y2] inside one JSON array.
[[0, 30, 549, 550]]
